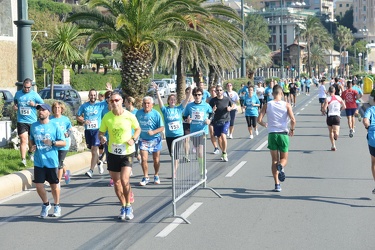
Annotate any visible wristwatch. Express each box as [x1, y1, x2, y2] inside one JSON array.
[[52, 140, 56, 146]]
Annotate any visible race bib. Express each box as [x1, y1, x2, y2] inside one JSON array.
[[111, 143, 126, 155], [87, 120, 98, 129], [192, 111, 204, 121], [20, 107, 31, 116], [168, 121, 180, 131]]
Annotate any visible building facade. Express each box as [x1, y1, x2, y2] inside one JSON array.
[[0, 0, 18, 90], [334, 0, 353, 18]]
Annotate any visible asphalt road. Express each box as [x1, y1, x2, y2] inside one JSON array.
[[1, 87, 375, 250]]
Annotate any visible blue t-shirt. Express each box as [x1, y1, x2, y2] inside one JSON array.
[[14, 90, 44, 124], [50, 115, 72, 151], [264, 86, 274, 102], [202, 90, 211, 103], [300, 78, 305, 86], [30, 121, 65, 168], [305, 79, 311, 87], [352, 86, 363, 103], [77, 101, 107, 130], [129, 108, 138, 136], [184, 102, 213, 134], [244, 94, 260, 117], [239, 86, 249, 96], [161, 105, 184, 137], [365, 106, 375, 147], [136, 109, 164, 140]]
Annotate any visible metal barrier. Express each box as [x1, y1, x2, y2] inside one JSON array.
[[170, 130, 221, 224]]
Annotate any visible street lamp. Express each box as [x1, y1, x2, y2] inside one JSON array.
[[325, 18, 336, 77], [240, 0, 246, 78], [280, 0, 284, 78], [358, 52, 362, 72]]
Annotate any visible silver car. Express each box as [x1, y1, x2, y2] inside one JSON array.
[[147, 80, 171, 98]]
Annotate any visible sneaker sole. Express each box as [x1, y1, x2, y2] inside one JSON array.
[[85, 173, 93, 178], [125, 214, 134, 220], [277, 164, 285, 182]]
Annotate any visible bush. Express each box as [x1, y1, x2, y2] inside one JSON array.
[[70, 71, 122, 91], [0, 99, 4, 120]]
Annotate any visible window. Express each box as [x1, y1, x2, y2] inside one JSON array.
[[339, 4, 342, 7], [346, 4, 349, 7]]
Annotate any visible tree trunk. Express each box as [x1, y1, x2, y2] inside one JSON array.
[[192, 61, 200, 85], [208, 64, 216, 88], [176, 48, 186, 103], [51, 61, 56, 99]]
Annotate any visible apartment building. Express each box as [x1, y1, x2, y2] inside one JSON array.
[[334, 0, 353, 18]]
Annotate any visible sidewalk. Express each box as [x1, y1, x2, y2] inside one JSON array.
[[0, 151, 92, 200]]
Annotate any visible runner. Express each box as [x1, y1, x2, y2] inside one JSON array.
[[209, 85, 233, 161], [363, 101, 375, 194], [264, 80, 274, 103], [243, 85, 260, 139], [238, 83, 246, 113], [224, 82, 239, 139], [30, 103, 66, 218], [50, 101, 72, 184], [322, 86, 346, 151], [77, 89, 107, 178], [318, 79, 327, 115], [197, 81, 211, 103], [352, 80, 363, 122], [289, 79, 297, 107], [99, 92, 140, 220], [255, 82, 265, 109], [13, 78, 44, 166], [136, 96, 165, 186], [282, 79, 290, 103], [207, 86, 219, 154], [341, 81, 359, 138], [258, 85, 296, 192], [305, 77, 311, 96]]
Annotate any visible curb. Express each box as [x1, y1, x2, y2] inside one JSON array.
[[0, 151, 92, 201]]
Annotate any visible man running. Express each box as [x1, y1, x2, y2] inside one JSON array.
[[209, 85, 233, 161], [341, 81, 359, 138], [99, 92, 140, 220], [258, 85, 296, 192]]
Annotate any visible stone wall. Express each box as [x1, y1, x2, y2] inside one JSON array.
[[0, 40, 17, 89]]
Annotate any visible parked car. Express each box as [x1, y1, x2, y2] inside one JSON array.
[[147, 80, 171, 98], [38, 85, 82, 115], [162, 78, 176, 93], [253, 76, 265, 85], [0, 90, 14, 117]]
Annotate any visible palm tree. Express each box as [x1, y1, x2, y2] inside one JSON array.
[[46, 23, 83, 98], [68, 0, 209, 102], [244, 42, 272, 82], [309, 44, 326, 76], [336, 25, 354, 76]]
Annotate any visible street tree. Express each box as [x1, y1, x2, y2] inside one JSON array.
[[244, 14, 270, 44], [244, 42, 272, 81], [336, 25, 354, 76]]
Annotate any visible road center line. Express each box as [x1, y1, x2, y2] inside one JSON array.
[[155, 202, 203, 238], [256, 140, 268, 151], [225, 161, 247, 177]]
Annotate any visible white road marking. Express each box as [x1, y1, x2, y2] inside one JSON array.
[[0, 190, 33, 204], [301, 108, 305, 111], [295, 112, 300, 116], [155, 202, 203, 238], [225, 161, 247, 177], [256, 140, 268, 151]]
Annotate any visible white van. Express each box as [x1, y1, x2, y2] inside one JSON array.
[[162, 78, 176, 93]]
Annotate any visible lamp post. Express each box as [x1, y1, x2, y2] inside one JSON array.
[[358, 52, 362, 72], [325, 18, 336, 77], [240, 0, 246, 78], [14, 0, 35, 91], [280, 0, 284, 79]]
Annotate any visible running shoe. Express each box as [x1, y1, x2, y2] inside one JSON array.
[[277, 163, 285, 182], [228, 134, 233, 139], [358, 114, 362, 122], [21, 159, 27, 167], [108, 178, 114, 187], [40, 203, 51, 218], [64, 170, 71, 184], [372, 188, 375, 194], [139, 177, 149, 186], [222, 153, 228, 162], [349, 129, 353, 138], [154, 175, 161, 184], [125, 206, 134, 220], [183, 156, 191, 162], [52, 205, 61, 217], [274, 184, 282, 192], [28, 151, 34, 162], [85, 169, 93, 178], [130, 191, 135, 204], [192, 147, 197, 153], [331, 146, 336, 151], [118, 206, 126, 220], [255, 130, 259, 136], [98, 160, 104, 174], [249, 135, 254, 139], [213, 148, 220, 154]]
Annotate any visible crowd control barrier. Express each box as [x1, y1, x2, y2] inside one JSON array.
[[169, 130, 221, 224]]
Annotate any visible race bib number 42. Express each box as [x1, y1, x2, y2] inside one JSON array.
[[20, 107, 31, 115], [111, 143, 126, 155]]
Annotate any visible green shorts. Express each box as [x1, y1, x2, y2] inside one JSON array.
[[267, 132, 289, 152]]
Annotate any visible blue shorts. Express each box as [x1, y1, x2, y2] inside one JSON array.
[[85, 129, 101, 149], [139, 137, 162, 153], [319, 98, 326, 104], [345, 108, 356, 117], [213, 121, 230, 137], [368, 144, 375, 158]]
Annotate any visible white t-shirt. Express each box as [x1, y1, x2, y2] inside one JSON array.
[[318, 85, 326, 98]]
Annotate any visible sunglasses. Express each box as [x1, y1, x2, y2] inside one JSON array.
[[193, 94, 202, 97], [24, 87, 31, 89], [216, 89, 223, 92], [110, 99, 122, 103]]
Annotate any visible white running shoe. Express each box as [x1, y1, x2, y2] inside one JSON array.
[[228, 134, 233, 139], [85, 169, 93, 178], [255, 130, 259, 136], [249, 135, 254, 139], [98, 160, 104, 174]]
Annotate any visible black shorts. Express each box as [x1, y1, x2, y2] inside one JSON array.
[[229, 109, 237, 126], [166, 136, 183, 158], [368, 144, 375, 158], [107, 152, 134, 172], [134, 141, 139, 158], [58, 150, 68, 169], [17, 122, 31, 136], [327, 116, 341, 126], [245, 116, 257, 127], [33, 166, 59, 184], [191, 134, 205, 148], [183, 123, 190, 135]]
